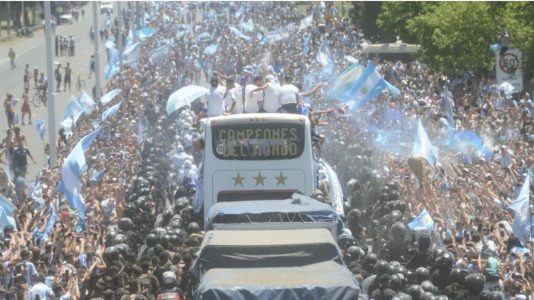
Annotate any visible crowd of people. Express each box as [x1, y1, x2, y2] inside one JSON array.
[[0, 2, 532, 299], [55, 35, 76, 58]]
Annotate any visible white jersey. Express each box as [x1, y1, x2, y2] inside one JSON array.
[[204, 86, 226, 117], [278, 84, 299, 105], [223, 84, 243, 114], [263, 82, 281, 113], [244, 84, 261, 113]]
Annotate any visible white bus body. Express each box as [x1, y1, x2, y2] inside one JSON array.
[[201, 113, 315, 224]]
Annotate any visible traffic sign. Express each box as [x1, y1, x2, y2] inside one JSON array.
[[496, 48, 523, 92]]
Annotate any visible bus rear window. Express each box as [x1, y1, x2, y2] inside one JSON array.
[[211, 123, 305, 160]]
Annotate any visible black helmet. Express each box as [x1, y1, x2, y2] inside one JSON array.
[[431, 248, 446, 264], [169, 216, 183, 229], [187, 222, 200, 234], [391, 221, 408, 237], [113, 233, 128, 245], [420, 291, 435, 300], [480, 291, 504, 300], [103, 246, 120, 263], [465, 273, 485, 296], [437, 252, 454, 270], [406, 284, 423, 300], [405, 270, 415, 285], [420, 280, 435, 292], [146, 233, 158, 247], [390, 273, 403, 291], [362, 252, 378, 272], [374, 260, 391, 276], [389, 210, 403, 223], [449, 268, 469, 285], [115, 243, 130, 256], [174, 197, 189, 211], [118, 218, 135, 232], [389, 190, 400, 201], [415, 267, 430, 283], [344, 246, 362, 263]]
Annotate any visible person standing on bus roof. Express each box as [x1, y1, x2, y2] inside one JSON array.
[[221, 75, 243, 115], [203, 77, 226, 117], [279, 76, 324, 114], [250, 74, 281, 113], [244, 76, 264, 113]]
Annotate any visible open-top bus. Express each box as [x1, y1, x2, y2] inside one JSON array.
[[199, 113, 343, 225]]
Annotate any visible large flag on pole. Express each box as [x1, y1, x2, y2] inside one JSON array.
[[326, 63, 363, 100], [343, 63, 388, 111], [412, 119, 439, 166], [56, 129, 101, 232], [509, 172, 531, 242]]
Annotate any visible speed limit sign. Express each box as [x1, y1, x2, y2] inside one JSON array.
[[496, 48, 523, 92]]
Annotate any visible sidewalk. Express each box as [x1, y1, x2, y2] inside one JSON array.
[[0, 25, 44, 42]]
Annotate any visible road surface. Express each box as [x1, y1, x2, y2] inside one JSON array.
[[0, 4, 114, 181]]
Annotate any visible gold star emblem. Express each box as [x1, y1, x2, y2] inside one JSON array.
[[360, 85, 369, 95], [253, 172, 266, 186], [275, 172, 287, 186], [232, 173, 245, 186]]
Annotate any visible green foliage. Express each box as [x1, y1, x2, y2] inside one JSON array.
[[354, 1, 534, 81], [349, 2, 383, 42], [406, 2, 499, 74], [376, 2, 435, 43]]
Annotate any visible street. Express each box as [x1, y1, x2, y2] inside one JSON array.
[[0, 4, 113, 179]]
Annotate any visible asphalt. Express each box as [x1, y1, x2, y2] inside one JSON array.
[[0, 4, 114, 180]]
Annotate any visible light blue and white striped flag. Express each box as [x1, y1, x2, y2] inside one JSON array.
[[342, 63, 388, 111], [100, 89, 122, 106], [102, 101, 122, 121], [509, 172, 531, 242], [56, 129, 100, 232], [412, 119, 439, 166], [408, 209, 435, 231]]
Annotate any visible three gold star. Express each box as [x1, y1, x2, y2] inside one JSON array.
[[232, 173, 245, 186], [275, 172, 287, 186], [254, 172, 266, 186]]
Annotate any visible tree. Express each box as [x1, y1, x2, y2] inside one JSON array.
[[376, 2, 435, 43], [349, 2, 383, 42], [406, 2, 499, 75]]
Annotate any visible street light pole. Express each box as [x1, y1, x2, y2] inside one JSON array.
[[92, 2, 102, 101], [44, 1, 57, 167], [117, 1, 124, 73]]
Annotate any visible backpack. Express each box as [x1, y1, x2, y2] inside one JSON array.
[[157, 291, 181, 300], [12, 148, 27, 168]]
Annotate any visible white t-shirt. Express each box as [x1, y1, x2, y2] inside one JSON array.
[[278, 84, 299, 105], [244, 84, 261, 113], [264, 82, 281, 113], [204, 86, 226, 117], [29, 282, 54, 300], [223, 84, 243, 114]]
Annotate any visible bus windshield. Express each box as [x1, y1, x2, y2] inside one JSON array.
[[211, 122, 305, 160]]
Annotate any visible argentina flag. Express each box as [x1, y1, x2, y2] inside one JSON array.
[[408, 209, 435, 231], [343, 63, 388, 111]]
